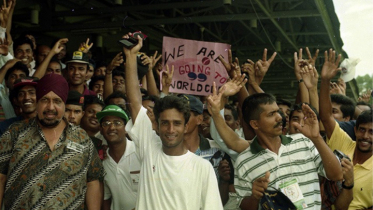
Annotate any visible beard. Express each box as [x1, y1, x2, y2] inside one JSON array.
[[37, 111, 62, 128]]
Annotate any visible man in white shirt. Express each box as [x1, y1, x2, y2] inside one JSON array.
[[97, 105, 140, 210], [123, 33, 223, 210]]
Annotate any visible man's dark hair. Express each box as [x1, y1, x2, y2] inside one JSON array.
[[49, 58, 62, 69], [242, 93, 276, 125], [154, 95, 191, 125], [356, 110, 373, 129], [142, 95, 159, 104], [95, 61, 107, 70], [112, 69, 125, 79], [289, 103, 320, 121], [330, 94, 356, 119], [104, 91, 127, 105], [225, 104, 239, 121], [356, 101, 371, 107], [83, 95, 105, 110], [89, 75, 105, 90], [5, 62, 29, 81], [13, 37, 34, 52], [276, 98, 292, 109]]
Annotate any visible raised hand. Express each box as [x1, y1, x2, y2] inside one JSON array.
[[321, 49, 342, 81], [107, 52, 124, 72], [161, 64, 174, 88], [252, 171, 270, 200], [207, 82, 226, 116], [255, 48, 277, 83], [0, 37, 9, 55], [358, 89, 372, 103], [52, 38, 68, 55], [222, 74, 247, 98], [140, 53, 151, 66], [305, 47, 319, 66], [218, 49, 240, 78], [218, 49, 232, 73], [122, 33, 143, 56], [329, 82, 344, 95], [300, 64, 319, 90], [149, 50, 162, 70], [291, 103, 320, 140], [0, 0, 12, 27], [294, 48, 307, 80], [337, 78, 346, 95], [78, 38, 93, 53]]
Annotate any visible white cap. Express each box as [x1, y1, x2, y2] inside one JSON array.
[[340, 58, 361, 82]]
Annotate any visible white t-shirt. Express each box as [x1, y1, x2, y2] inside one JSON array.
[[126, 107, 223, 210], [103, 139, 141, 210]]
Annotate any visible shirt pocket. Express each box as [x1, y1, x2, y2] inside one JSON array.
[[130, 171, 140, 192]]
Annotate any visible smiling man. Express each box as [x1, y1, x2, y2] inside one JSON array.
[[319, 50, 373, 209], [97, 105, 140, 210], [0, 77, 38, 136], [66, 51, 96, 96], [13, 37, 35, 75], [0, 73, 104, 209], [123, 34, 222, 210]]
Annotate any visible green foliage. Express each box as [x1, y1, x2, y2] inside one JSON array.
[[356, 74, 373, 95]]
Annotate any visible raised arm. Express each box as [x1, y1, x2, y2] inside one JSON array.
[[124, 33, 143, 123], [254, 48, 277, 85], [160, 64, 174, 96], [146, 51, 161, 96], [292, 103, 343, 181], [319, 49, 342, 139], [104, 52, 124, 99], [294, 48, 310, 103], [208, 80, 250, 153], [0, 58, 19, 84], [300, 63, 319, 112], [33, 38, 68, 79]]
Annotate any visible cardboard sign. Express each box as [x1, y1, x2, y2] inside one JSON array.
[[162, 36, 231, 96]]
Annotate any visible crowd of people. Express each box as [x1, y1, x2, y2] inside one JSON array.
[[0, 0, 372, 209]]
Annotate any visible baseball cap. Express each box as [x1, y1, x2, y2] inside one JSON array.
[[96, 105, 129, 123], [66, 51, 90, 64], [340, 58, 360, 82], [13, 77, 39, 89], [66, 91, 84, 106], [179, 94, 203, 115]]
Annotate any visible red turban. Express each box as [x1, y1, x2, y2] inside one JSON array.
[[36, 74, 69, 103]]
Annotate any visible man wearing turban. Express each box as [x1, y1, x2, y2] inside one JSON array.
[[0, 73, 105, 209]]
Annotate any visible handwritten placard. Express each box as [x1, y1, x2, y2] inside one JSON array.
[[162, 36, 231, 96]]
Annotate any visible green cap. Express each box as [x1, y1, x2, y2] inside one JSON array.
[[96, 105, 129, 123]]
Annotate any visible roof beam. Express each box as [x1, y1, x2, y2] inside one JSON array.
[[253, 0, 298, 50]]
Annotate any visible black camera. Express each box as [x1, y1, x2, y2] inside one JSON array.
[[119, 31, 147, 49], [333, 150, 351, 162]]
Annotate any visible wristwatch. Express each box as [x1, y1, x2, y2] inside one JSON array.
[[342, 181, 354, 189]]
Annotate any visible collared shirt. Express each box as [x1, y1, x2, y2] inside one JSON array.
[[327, 123, 373, 209], [234, 134, 326, 209], [103, 139, 141, 210], [83, 85, 97, 96], [0, 118, 105, 210]]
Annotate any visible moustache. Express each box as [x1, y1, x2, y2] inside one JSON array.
[[43, 111, 57, 115], [274, 122, 282, 128]]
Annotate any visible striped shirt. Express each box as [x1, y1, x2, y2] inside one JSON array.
[[234, 133, 326, 209]]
